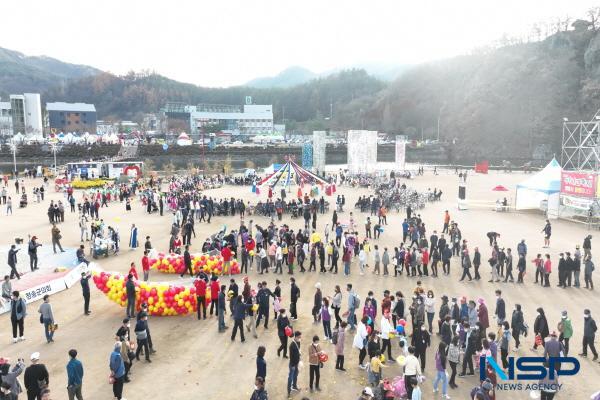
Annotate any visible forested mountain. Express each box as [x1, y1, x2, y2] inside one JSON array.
[[332, 21, 600, 161], [43, 69, 385, 123], [0, 47, 99, 96], [4, 17, 600, 160]]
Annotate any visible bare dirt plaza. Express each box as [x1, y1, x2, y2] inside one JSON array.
[[1, 168, 599, 400]]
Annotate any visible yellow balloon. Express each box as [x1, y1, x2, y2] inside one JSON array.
[[178, 299, 184, 307], [148, 297, 154, 305]]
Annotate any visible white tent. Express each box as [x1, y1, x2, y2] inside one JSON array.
[[515, 158, 562, 218], [176, 132, 192, 146]]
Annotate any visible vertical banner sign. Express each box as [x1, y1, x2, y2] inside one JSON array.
[[560, 171, 596, 198], [347, 130, 378, 174], [312, 131, 327, 174], [395, 136, 406, 170], [302, 143, 313, 169]]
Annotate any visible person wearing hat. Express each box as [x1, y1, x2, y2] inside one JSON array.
[[580, 309, 598, 360], [470, 378, 493, 399], [134, 313, 151, 363], [109, 342, 126, 400], [24, 352, 49, 400], [27, 236, 41, 272], [558, 311, 573, 355], [358, 386, 374, 400], [136, 303, 156, 355], [0, 356, 25, 398], [80, 271, 92, 315]]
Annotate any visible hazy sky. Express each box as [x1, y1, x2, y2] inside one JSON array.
[[4, 0, 598, 87]]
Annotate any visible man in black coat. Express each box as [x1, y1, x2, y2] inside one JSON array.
[[231, 295, 251, 343], [255, 281, 274, 329], [290, 278, 300, 320], [287, 331, 302, 396], [24, 353, 49, 400], [125, 274, 136, 318], [181, 245, 193, 278], [80, 272, 92, 315], [557, 253, 566, 287]]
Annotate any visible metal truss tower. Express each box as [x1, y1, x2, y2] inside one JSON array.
[[561, 109, 600, 171]]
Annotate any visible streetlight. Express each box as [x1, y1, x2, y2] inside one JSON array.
[[9, 143, 17, 176], [51, 143, 58, 177], [437, 102, 447, 141]]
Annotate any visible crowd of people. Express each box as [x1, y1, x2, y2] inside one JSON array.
[[2, 168, 599, 400]]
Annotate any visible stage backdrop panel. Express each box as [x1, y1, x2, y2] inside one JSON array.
[[348, 130, 378, 174]]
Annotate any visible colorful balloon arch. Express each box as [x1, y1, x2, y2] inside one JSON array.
[[92, 251, 241, 316]]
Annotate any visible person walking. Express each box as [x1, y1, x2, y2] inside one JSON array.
[[50, 224, 65, 253], [404, 347, 421, 399], [459, 249, 473, 281], [447, 336, 460, 389], [218, 285, 227, 332], [579, 309, 598, 360], [7, 245, 20, 280], [584, 255, 595, 290], [335, 321, 347, 371], [109, 342, 126, 400], [250, 376, 268, 400], [558, 310, 573, 355], [542, 220, 551, 248], [332, 285, 342, 328], [308, 335, 323, 392], [134, 313, 152, 363], [287, 331, 302, 396], [38, 295, 55, 343], [277, 309, 291, 358], [380, 312, 395, 362], [24, 352, 49, 400], [511, 304, 524, 351], [66, 349, 84, 400], [532, 307, 549, 351], [10, 290, 26, 343], [256, 346, 267, 381], [231, 295, 250, 343], [500, 321, 511, 368], [432, 342, 450, 399]]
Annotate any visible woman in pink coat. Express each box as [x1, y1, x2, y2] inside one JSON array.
[[335, 321, 347, 371]]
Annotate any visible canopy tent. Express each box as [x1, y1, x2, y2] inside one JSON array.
[[254, 159, 334, 197], [515, 158, 561, 218]]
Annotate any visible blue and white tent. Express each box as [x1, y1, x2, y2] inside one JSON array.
[[515, 158, 562, 217]]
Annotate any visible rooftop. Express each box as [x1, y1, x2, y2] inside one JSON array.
[[46, 102, 96, 112]]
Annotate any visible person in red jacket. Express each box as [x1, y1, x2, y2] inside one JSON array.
[[221, 244, 233, 275], [141, 250, 150, 281], [128, 262, 139, 280], [194, 276, 208, 320], [210, 277, 220, 316]]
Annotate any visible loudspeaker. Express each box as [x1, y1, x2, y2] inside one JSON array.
[[458, 185, 466, 200]]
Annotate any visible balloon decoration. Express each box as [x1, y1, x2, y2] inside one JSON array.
[[149, 252, 240, 275], [92, 271, 206, 316]]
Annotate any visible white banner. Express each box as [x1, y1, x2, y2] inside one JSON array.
[[561, 194, 594, 210], [395, 138, 406, 171], [64, 263, 86, 289]]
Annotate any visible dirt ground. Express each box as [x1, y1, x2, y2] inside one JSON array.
[[1, 168, 599, 400]]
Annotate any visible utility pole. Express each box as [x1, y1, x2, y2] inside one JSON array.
[[10, 143, 16, 175]]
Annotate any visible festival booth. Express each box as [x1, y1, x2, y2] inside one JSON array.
[[558, 171, 598, 222], [515, 158, 561, 218], [254, 158, 334, 197]]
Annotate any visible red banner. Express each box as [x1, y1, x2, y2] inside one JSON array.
[[560, 171, 596, 198], [474, 161, 489, 174]]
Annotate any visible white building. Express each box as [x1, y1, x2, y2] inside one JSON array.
[[0, 100, 11, 137], [9, 93, 43, 136], [189, 104, 274, 137]]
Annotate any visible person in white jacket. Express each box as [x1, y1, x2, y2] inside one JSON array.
[[380, 313, 396, 362], [353, 316, 369, 368], [358, 247, 367, 275]]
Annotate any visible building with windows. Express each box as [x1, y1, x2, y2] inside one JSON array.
[[0, 99, 11, 137], [162, 101, 274, 139], [190, 104, 273, 138], [46, 102, 97, 134], [5, 93, 43, 136]]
